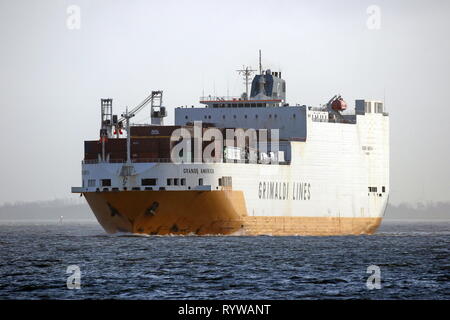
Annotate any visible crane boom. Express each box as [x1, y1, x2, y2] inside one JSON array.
[[118, 91, 162, 123]]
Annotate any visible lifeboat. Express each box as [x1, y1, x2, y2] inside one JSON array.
[[331, 97, 347, 111]]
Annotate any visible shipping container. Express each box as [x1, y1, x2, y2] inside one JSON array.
[[131, 152, 160, 159], [131, 138, 159, 153], [130, 125, 186, 137]]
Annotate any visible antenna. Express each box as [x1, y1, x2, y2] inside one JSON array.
[[202, 74, 205, 100], [236, 65, 257, 100], [259, 49, 262, 75]]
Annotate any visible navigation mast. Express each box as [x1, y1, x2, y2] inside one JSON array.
[[236, 65, 257, 100]]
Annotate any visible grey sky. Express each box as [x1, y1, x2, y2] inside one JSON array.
[[0, 0, 449, 205]]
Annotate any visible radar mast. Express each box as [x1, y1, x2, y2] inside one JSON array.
[[236, 65, 257, 100]]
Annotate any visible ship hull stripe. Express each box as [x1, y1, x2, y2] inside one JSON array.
[[84, 191, 381, 236]]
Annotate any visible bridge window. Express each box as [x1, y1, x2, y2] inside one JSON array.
[[101, 179, 111, 187], [375, 102, 383, 113], [198, 178, 203, 186], [181, 178, 186, 186], [142, 178, 157, 186], [167, 178, 173, 186], [174, 178, 179, 186]]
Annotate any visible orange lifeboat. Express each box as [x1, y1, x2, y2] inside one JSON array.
[[331, 97, 347, 111]]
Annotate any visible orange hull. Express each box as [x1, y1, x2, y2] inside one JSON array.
[[83, 191, 382, 236]]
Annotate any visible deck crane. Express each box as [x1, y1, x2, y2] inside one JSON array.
[[117, 90, 166, 126], [101, 90, 166, 139], [99, 91, 166, 162]]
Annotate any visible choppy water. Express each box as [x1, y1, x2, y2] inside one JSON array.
[[0, 220, 449, 299]]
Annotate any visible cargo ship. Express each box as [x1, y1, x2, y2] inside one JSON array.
[[72, 55, 389, 235]]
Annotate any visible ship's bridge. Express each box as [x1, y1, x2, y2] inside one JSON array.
[[199, 69, 286, 108], [177, 69, 305, 140], [199, 96, 282, 108]]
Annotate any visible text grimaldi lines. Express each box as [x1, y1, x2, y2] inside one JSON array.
[[258, 181, 311, 200]]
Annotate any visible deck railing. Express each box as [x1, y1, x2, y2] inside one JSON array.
[[199, 96, 243, 102], [82, 158, 291, 165], [82, 158, 171, 165]]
